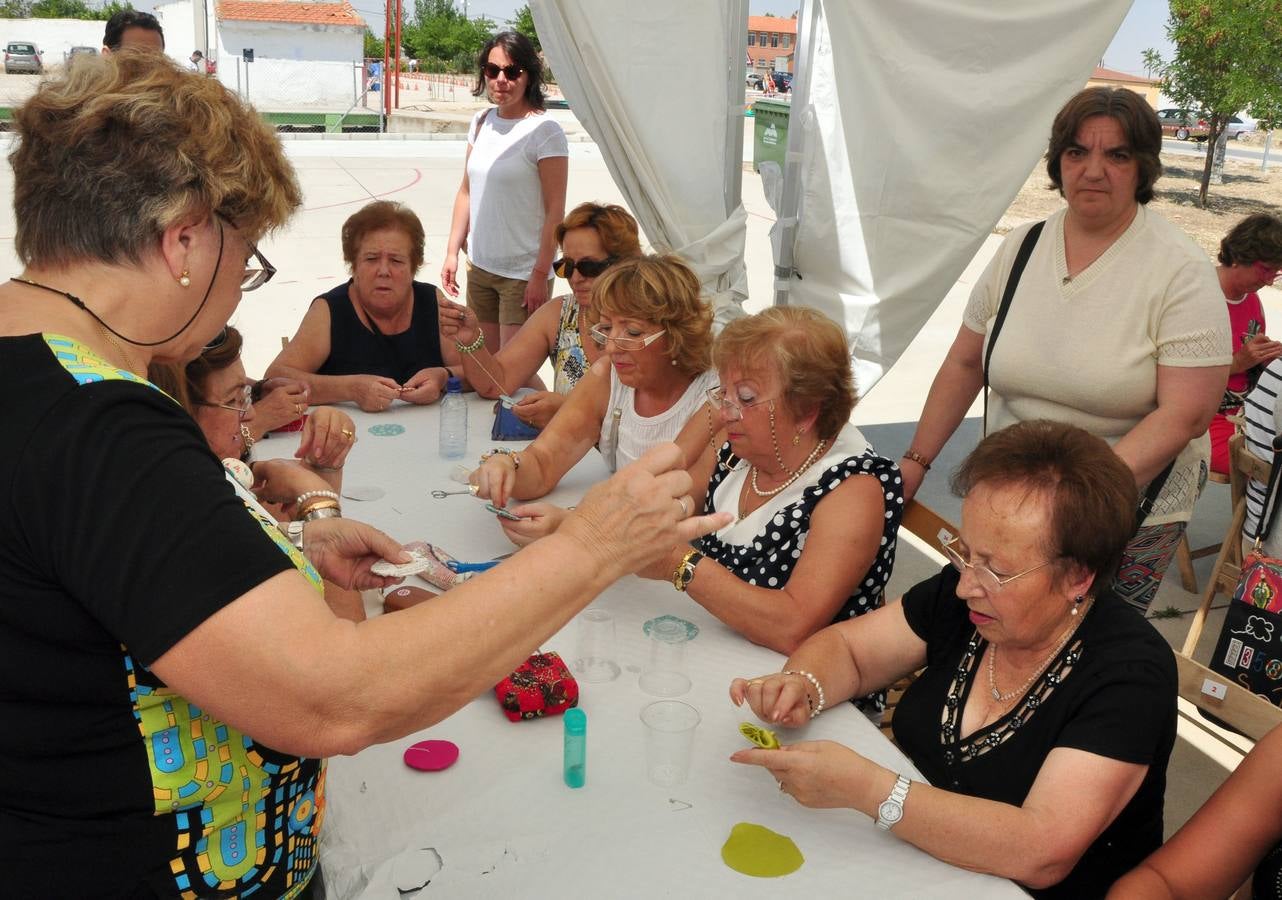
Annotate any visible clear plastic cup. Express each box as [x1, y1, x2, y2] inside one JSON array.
[[573, 609, 621, 683], [639, 617, 691, 696], [640, 700, 701, 786]]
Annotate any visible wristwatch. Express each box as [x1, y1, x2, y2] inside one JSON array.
[[875, 774, 911, 830], [284, 520, 306, 552], [672, 548, 703, 592]]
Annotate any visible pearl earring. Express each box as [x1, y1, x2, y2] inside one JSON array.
[[792, 432, 801, 446], [1071, 594, 1084, 615], [179, 270, 191, 288]]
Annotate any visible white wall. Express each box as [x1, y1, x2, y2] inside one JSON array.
[[214, 20, 362, 109], [0, 18, 105, 62], [153, 0, 201, 62]]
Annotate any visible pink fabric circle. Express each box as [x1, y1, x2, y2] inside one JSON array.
[[403, 739, 460, 772]]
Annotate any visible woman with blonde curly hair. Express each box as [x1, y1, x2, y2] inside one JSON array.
[[0, 54, 722, 898], [467, 253, 717, 513]]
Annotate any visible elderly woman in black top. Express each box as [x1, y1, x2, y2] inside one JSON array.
[[731, 420, 1177, 898], [268, 200, 468, 411]]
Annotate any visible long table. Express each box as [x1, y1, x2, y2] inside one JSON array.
[[255, 397, 1024, 899]]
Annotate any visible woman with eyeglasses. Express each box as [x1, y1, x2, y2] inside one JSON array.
[[440, 29, 568, 351], [446, 202, 643, 429], [730, 420, 1176, 898], [1207, 213, 1282, 477], [467, 253, 716, 510], [268, 200, 468, 412], [0, 55, 721, 898]]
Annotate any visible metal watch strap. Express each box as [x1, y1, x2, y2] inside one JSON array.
[[303, 506, 342, 524], [673, 549, 703, 592], [875, 774, 911, 830]]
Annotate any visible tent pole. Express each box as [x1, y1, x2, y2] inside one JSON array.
[[771, 0, 818, 307], [724, 1, 748, 216]]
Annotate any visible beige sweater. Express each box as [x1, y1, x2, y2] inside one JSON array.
[[963, 205, 1231, 525]]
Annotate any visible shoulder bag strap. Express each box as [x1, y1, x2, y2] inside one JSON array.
[[982, 221, 1045, 436]]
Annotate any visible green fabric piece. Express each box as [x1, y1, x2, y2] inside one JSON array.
[[720, 822, 804, 878]]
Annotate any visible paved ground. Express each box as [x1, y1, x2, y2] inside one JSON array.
[[1, 106, 1278, 839]]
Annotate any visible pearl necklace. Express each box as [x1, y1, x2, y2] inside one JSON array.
[[737, 439, 829, 522], [986, 601, 1090, 703]]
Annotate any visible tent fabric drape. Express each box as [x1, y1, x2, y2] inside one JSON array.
[[531, 0, 749, 327], [782, 0, 1133, 393]]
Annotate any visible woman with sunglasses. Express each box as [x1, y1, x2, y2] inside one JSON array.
[[1206, 213, 1282, 476], [730, 420, 1177, 898], [633, 307, 901, 713], [467, 254, 716, 509], [0, 56, 721, 898], [446, 202, 643, 429], [440, 30, 568, 351]]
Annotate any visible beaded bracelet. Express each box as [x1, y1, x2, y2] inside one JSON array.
[[295, 489, 339, 507], [455, 333, 485, 355], [479, 447, 521, 470], [901, 449, 932, 472], [782, 669, 826, 718]]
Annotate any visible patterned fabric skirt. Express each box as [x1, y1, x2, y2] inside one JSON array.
[[1111, 520, 1187, 613]]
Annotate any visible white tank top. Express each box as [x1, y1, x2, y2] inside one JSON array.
[[597, 368, 717, 472]]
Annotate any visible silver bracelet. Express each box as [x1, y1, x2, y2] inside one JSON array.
[[295, 489, 339, 507], [302, 506, 342, 523], [782, 669, 826, 718]]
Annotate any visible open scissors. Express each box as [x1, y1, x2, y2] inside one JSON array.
[[431, 485, 479, 499], [445, 551, 514, 573]]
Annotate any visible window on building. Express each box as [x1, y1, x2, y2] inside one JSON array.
[[771, 33, 779, 47], [759, 32, 768, 45], [782, 35, 790, 49], [748, 33, 756, 46]]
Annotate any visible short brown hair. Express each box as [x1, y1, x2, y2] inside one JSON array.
[[149, 325, 244, 414], [341, 201, 426, 273], [713, 307, 855, 440], [555, 202, 643, 259], [1218, 213, 1282, 267], [1046, 87, 1162, 204], [951, 420, 1138, 584], [590, 254, 713, 377], [11, 52, 299, 268]]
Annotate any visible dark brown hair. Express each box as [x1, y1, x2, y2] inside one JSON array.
[[713, 306, 856, 441], [951, 420, 1137, 584], [555, 202, 642, 258], [1218, 213, 1282, 267], [149, 325, 244, 413], [472, 30, 545, 111], [340, 201, 425, 273], [1046, 87, 1162, 204]]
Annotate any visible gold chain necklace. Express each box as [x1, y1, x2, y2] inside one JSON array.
[[738, 439, 829, 521], [986, 601, 1090, 703]]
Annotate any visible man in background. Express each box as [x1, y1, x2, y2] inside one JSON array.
[[102, 11, 165, 54]]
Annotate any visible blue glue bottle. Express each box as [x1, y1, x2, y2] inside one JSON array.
[[563, 707, 587, 788]]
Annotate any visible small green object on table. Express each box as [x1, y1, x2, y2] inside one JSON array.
[[721, 822, 804, 877], [739, 722, 780, 750]]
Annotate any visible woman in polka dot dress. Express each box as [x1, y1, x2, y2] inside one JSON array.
[[642, 307, 902, 714]]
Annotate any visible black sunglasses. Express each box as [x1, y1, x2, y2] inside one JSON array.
[[553, 256, 617, 279], [482, 62, 523, 80]]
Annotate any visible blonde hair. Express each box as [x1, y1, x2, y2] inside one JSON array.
[[713, 306, 856, 440], [11, 51, 300, 267], [590, 254, 713, 377]]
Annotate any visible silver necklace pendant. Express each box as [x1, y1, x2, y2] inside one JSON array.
[[991, 687, 1001, 700]]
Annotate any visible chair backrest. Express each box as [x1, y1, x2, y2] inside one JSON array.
[[900, 499, 956, 551]]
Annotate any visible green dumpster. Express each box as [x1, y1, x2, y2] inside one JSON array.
[[752, 98, 790, 173]]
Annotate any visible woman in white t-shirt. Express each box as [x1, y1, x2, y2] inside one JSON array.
[[466, 254, 717, 532], [899, 87, 1231, 614], [441, 30, 568, 350]]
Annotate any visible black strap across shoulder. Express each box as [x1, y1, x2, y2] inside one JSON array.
[[982, 221, 1044, 435]]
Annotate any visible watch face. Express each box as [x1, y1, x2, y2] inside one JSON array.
[[878, 800, 903, 825]]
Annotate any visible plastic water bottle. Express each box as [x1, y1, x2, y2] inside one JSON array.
[[438, 376, 467, 459]]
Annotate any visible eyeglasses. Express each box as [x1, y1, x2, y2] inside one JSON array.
[[705, 385, 774, 422], [938, 529, 1053, 593], [215, 213, 276, 292], [553, 256, 616, 279], [1253, 261, 1282, 285], [482, 62, 523, 80], [588, 323, 666, 351], [197, 383, 253, 418]]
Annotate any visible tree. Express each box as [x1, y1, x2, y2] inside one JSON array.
[[1144, 0, 1282, 207], [509, 4, 539, 53], [364, 29, 384, 61], [0, 0, 32, 15], [403, 0, 494, 73]]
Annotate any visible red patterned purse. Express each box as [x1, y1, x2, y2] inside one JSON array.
[[493, 651, 580, 722]]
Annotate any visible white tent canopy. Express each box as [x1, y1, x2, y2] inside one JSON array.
[[532, 0, 1133, 391]]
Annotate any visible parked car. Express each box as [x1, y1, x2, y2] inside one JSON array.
[[4, 42, 42, 75], [746, 73, 764, 91], [1225, 115, 1257, 140], [1156, 108, 1209, 141], [65, 46, 97, 66], [768, 70, 794, 92]]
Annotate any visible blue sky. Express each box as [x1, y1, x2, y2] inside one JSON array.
[[352, 1, 1173, 79]]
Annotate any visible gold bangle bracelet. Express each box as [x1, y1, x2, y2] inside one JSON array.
[[901, 449, 932, 471]]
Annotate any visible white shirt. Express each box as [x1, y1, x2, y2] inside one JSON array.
[[465, 109, 568, 280], [597, 368, 717, 472]]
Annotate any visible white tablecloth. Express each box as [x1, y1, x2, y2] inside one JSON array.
[[256, 397, 1024, 899]]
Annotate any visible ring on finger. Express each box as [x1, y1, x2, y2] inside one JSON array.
[[747, 679, 764, 687], [342, 428, 355, 440], [677, 496, 690, 518], [777, 780, 785, 792]]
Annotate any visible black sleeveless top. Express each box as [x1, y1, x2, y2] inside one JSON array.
[[316, 280, 445, 383]]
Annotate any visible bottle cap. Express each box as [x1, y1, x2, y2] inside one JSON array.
[[564, 707, 586, 735], [446, 376, 463, 393]]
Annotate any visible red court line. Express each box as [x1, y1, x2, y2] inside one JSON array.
[[303, 167, 423, 211]]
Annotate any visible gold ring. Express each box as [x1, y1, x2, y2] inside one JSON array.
[[342, 428, 355, 440], [747, 679, 764, 686], [295, 404, 304, 415]]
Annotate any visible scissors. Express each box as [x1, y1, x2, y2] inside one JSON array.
[[446, 552, 514, 574], [431, 485, 479, 499]]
